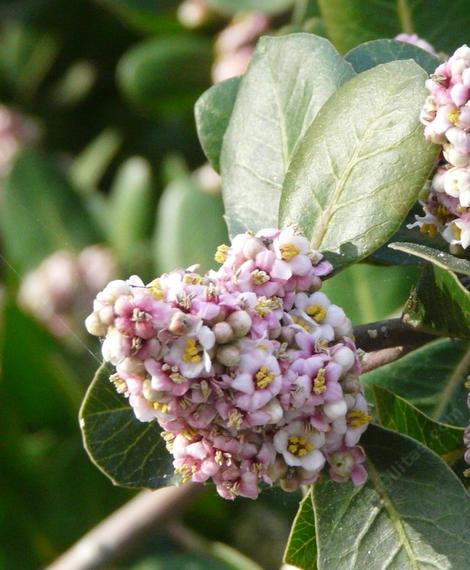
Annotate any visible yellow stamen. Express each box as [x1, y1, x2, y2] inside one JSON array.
[[228, 409, 243, 429], [109, 373, 127, 394], [250, 269, 270, 285], [347, 409, 371, 428], [306, 304, 327, 322], [182, 338, 202, 363], [292, 315, 312, 332], [181, 428, 197, 440], [214, 244, 229, 264], [313, 368, 327, 395], [434, 205, 449, 223], [255, 366, 275, 389], [255, 296, 282, 317], [451, 223, 462, 240], [148, 278, 164, 300], [152, 401, 169, 413], [448, 109, 459, 125], [183, 274, 204, 285], [287, 436, 313, 457], [280, 243, 300, 261], [419, 223, 438, 238]]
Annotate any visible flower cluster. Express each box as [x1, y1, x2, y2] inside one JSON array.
[[20, 246, 117, 338], [86, 229, 370, 500], [0, 104, 39, 179], [395, 33, 438, 57], [412, 45, 470, 250]]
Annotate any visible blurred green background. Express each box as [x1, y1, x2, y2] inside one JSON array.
[[0, 0, 456, 568]]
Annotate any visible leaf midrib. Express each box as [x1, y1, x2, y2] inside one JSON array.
[[309, 91, 390, 250], [367, 457, 420, 570]]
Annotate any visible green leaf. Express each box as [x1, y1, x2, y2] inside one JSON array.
[[70, 128, 122, 193], [195, 76, 241, 173], [403, 264, 470, 339], [362, 338, 470, 426], [279, 60, 438, 270], [317, 0, 470, 54], [97, 0, 181, 35], [1, 150, 99, 273], [79, 363, 176, 489], [0, 24, 58, 100], [313, 424, 470, 570], [221, 33, 355, 237], [154, 172, 228, 274], [108, 156, 155, 267], [117, 36, 212, 117], [321, 263, 417, 324], [373, 386, 464, 463], [284, 491, 317, 570], [1, 302, 82, 431], [389, 242, 470, 276], [345, 39, 440, 74], [204, 0, 294, 16]]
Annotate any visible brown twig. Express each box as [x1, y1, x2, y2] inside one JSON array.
[[353, 318, 436, 353], [46, 484, 201, 570], [360, 346, 407, 373]]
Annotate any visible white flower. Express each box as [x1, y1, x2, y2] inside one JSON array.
[[443, 167, 470, 206], [102, 327, 129, 365], [274, 421, 325, 472], [442, 219, 470, 249], [167, 324, 215, 378], [293, 291, 352, 341]]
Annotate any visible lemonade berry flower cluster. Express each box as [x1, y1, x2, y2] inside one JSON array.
[[86, 228, 370, 500], [412, 45, 470, 250]]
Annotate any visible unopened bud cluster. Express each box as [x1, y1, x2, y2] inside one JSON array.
[[20, 246, 117, 337], [86, 229, 370, 500], [412, 45, 470, 250]]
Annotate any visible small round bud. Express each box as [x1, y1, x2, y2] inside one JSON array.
[[98, 305, 115, 326], [334, 318, 353, 339], [100, 280, 131, 303], [333, 346, 355, 373], [267, 456, 288, 481], [279, 326, 296, 345], [324, 399, 348, 420], [330, 451, 354, 478], [213, 321, 234, 344], [227, 310, 252, 337], [268, 324, 282, 339], [341, 375, 360, 395], [243, 237, 266, 259], [279, 472, 301, 493], [118, 357, 145, 376], [169, 311, 192, 336], [85, 312, 107, 337], [261, 398, 283, 423], [216, 344, 241, 367]]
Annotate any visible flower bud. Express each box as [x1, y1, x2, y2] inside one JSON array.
[[330, 451, 354, 478], [213, 321, 234, 344], [267, 456, 288, 481], [332, 346, 355, 373], [341, 374, 361, 395], [216, 344, 241, 367], [169, 311, 193, 336], [85, 312, 107, 337], [324, 399, 348, 420], [118, 357, 146, 376], [242, 237, 266, 259], [227, 310, 252, 337]]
